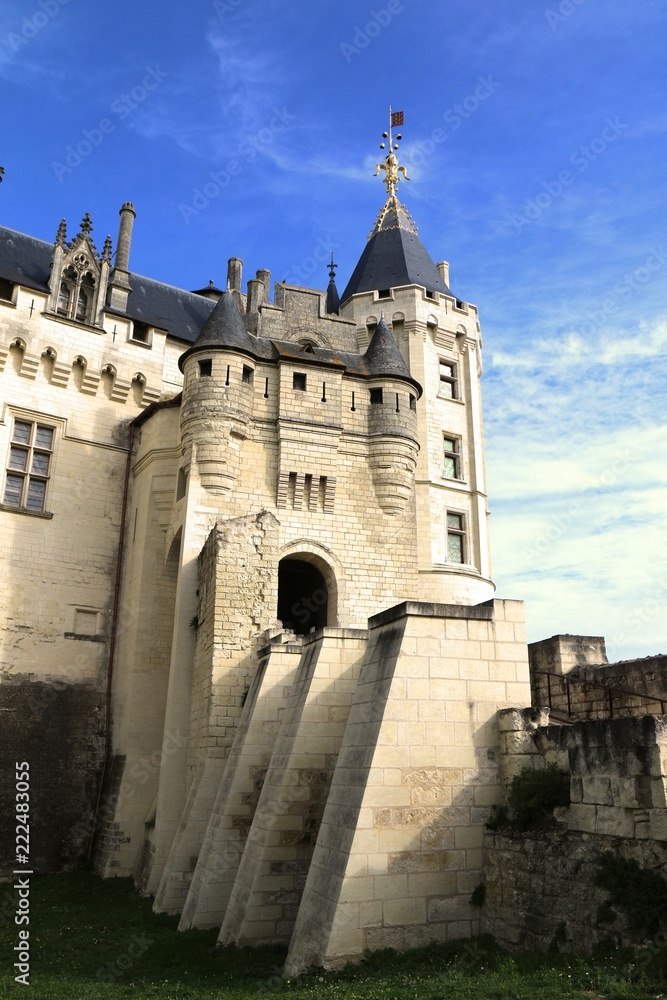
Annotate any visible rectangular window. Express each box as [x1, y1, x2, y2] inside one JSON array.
[[198, 359, 212, 377], [443, 436, 461, 479], [293, 372, 307, 391], [0, 278, 16, 302], [3, 419, 54, 512], [131, 321, 151, 344], [370, 388, 383, 405], [409, 394, 416, 411], [242, 365, 254, 385], [446, 512, 466, 563], [439, 360, 458, 399]]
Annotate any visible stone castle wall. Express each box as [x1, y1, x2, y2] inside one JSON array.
[[483, 711, 667, 952]]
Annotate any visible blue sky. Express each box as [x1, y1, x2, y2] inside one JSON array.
[[2, 0, 666, 659]]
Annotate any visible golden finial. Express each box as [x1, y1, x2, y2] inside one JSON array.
[[374, 107, 410, 197]]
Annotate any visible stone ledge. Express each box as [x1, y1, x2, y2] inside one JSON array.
[[369, 599, 495, 629]]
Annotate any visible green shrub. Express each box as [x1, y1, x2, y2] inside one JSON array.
[[507, 763, 570, 830]]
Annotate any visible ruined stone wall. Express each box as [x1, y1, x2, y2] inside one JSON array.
[[530, 636, 667, 719], [483, 828, 667, 954], [484, 711, 667, 952]]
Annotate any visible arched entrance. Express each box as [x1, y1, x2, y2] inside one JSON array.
[[277, 557, 328, 635]]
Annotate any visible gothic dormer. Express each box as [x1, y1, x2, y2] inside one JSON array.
[[47, 213, 112, 328]]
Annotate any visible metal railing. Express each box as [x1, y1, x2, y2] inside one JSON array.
[[536, 670, 667, 719]]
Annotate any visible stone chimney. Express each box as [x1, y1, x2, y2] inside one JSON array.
[[227, 257, 243, 291], [436, 260, 450, 286], [107, 202, 136, 311]]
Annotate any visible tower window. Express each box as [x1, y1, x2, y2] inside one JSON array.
[[293, 372, 307, 391], [242, 365, 254, 385], [131, 321, 151, 344], [198, 359, 212, 377], [443, 436, 461, 480], [370, 388, 383, 405], [446, 512, 466, 563], [0, 278, 16, 302], [409, 394, 416, 411], [3, 419, 55, 513], [439, 360, 458, 399]]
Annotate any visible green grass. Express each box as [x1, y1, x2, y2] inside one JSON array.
[[0, 872, 665, 998]]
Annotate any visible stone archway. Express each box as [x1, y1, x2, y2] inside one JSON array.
[[277, 557, 328, 635]]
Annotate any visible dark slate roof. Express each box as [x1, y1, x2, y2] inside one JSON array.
[[340, 196, 452, 303], [0, 225, 216, 343], [365, 315, 418, 388], [178, 290, 274, 370], [325, 276, 340, 315]]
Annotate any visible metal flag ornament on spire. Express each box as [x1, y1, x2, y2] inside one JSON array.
[[374, 107, 409, 198]]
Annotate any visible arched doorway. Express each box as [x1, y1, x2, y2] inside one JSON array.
[[277, 557, 328, 635]]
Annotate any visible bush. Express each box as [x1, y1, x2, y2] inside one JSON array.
[[507, 763, 570, 830]]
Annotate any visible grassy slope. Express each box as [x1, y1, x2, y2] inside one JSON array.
[[0, 872, 664, 999]]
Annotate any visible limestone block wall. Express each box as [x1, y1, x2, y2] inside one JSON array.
[[149, 511, 281, 909], [485, 711, 667, 952], [219, 628, 368, 948], [530, 635, 667, 719], [179, 636, 303, 930], [284, 598, 531, 975], [483, 828, 667, 953], [498, 710, 667, 841], [95, 407, 181, 878]]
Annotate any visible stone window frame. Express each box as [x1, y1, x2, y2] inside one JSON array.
[[442, 434, 464, 481], [129, 320, 153, 347], [446, 509, 466, 564], [438, 358, 459, 400], [2, 413, 60, 516], [57, 263, 96, 325]]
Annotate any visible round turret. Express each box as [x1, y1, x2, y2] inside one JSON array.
[[179, 291, 258, 493]]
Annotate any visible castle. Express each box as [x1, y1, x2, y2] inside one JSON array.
[[1, 133, 666, 970]]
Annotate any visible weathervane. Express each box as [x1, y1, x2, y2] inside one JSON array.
[[374, 107, 409, 198]]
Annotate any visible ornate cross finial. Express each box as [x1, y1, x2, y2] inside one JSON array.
[[55, 219, 67, 246], [373, 107, 410, 197], [102, 235, 113, 263], [79, 212, 93, 236], [328, 253, 337, 281]]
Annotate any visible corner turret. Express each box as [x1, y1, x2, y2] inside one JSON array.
[[179, 290, 259, 493]]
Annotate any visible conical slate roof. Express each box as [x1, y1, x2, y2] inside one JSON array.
[[325, 274, 340, 314], [364, 315, 422, 396], [178, 289, 258, 370], [341, 194, 451, 304]]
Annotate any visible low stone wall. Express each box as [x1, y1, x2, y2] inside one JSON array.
[[484, 710, 667, 953], [483, 828, 667, 953], [529, 635, 667, 719]]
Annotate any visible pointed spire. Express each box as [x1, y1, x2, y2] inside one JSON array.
[[325, 253, 340, 315], [79, 212, 93, 236], [178, 289, 258, 371], [364, 315, 421, 396], [340, 111, 451, 304], [102, 235, 113, 263], [55, 219, 67, 246]]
